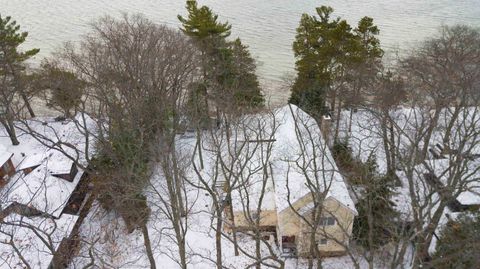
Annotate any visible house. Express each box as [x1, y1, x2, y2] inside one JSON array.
[[227, 105, 357, 258], [0, 114, 96, 269], [0, 145, 15, 184], [421, 158, 480, 212], [17, 153, 45, 175], [391, 155, 480, 256]]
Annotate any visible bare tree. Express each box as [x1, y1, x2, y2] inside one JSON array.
[[13, 14, 199, 269], [402, 25, 480, 160]]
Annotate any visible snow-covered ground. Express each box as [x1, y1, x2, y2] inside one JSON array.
[[69, 106, 366, 269]]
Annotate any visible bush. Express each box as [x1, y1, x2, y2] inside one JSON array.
[[332, 139, 354, 170], [92, 129, 151, 232]]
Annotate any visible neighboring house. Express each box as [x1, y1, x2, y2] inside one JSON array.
[[392, 156, 480, 256], [17, 153, 45, 175], [0, 114, 96, 269], [227, 105, 357, 258], [422, 157, 480, 212], [0, 117, 94, 218], [0, 145, 15, 184]]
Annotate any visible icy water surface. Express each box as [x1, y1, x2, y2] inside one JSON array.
[[2, 0, 480, 101]]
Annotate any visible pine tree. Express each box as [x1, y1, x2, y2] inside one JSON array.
[[178, 1, 231, 44], [178, 1, 231, 121], [353, 154, 398, 249], [289, 7, 382, 120], [179, 1, 263, 114], [289, 6, 355, 118], [221, 38, 264, 109], [432, 213, 480, 269], [0, 15, 39, 145]]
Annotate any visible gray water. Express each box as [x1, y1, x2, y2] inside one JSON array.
[[2, 0, 480, 101]]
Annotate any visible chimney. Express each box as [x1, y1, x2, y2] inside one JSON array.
[[320, 114, 332, 147]]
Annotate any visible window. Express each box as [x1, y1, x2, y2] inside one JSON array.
[[319, 216, 335, 226], [318, 239, 328, 245], [281, 236, 297, 255]]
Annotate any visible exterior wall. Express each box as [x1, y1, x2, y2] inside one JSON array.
[[278, 195, 355, 257], [0, 159, 15, 184], [226, 192, 356, 257], [297, 198, 355, 256], [226, 209, 277, 232], [22, 164, 40, 175], [277, 194, 313, 236]]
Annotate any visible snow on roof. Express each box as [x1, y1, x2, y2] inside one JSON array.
[[272, 105, 357, 214], [424, 158, 480, 206], [339, 106, 480, 176], [1, 165, 85, 218], [392, 155, 480, 223], [45, 150, 75, 175], [0, 213, 78, 269], [231, 171, 277, 212], [17, 153, 46, 171], [392, 167, 438, 221], [0, 113, 97, 218], [227, 105, 356, 215], [0, 144, 13, 166]]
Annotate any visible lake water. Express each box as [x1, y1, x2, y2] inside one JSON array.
[[2, 0, 480, 103]]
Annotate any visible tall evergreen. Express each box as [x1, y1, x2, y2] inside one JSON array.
[[0, 15, 39, 145], [179, 1, 263, 115], [289, 6, 382, 119], [219, 38, 264, 109], [178, 1, 231, 44]]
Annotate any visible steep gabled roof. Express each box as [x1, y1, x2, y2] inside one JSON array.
[[229, 105, 357, 215], [0, 144, 13, 167]]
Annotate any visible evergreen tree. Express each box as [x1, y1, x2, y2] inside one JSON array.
[[179, 1, 231, 121], [0, 15, 39, 145], [432, 213, 480, 269], [289, 6, 382, 120], [220, 38, 264, 109], [178, 1, 231, 44], [353, 154, 398, 249], [179, 1, 263, 114]]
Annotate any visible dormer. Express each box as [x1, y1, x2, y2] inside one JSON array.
[[52, 162, 78, 182]]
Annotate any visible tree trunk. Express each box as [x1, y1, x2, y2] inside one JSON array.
[[388, 119, 397, 180], [162, 154, 187, 269], [333, 96, 342, 144], [442, 106, 461, 149], [1, 118, 19, 145], [414, 203, 447, 268], [255, 229, 261, 269], [21, 92, 35, 118], [171, 145, 186, 217], [196, 128, 204, 170], [367, 197, 375, 269], [420, 108, 441, 161], [381, 115, 392, 175], [227, 194, 239, 256], [215, 210, 223, 269], [141, 224, 157, 269], [348, 108, 354, 134]]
